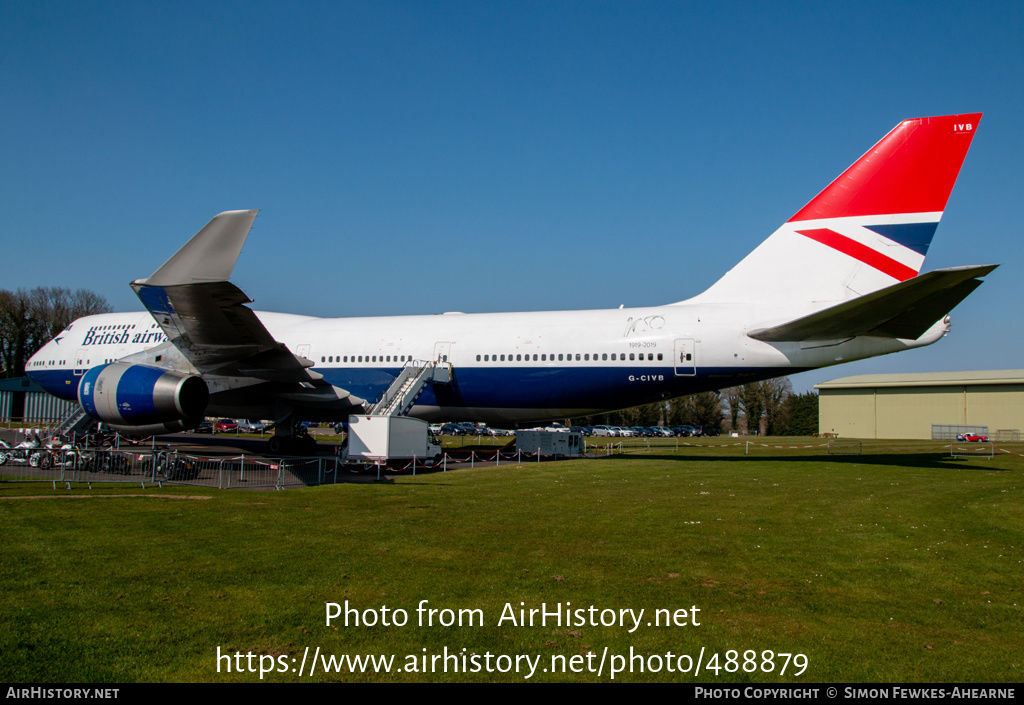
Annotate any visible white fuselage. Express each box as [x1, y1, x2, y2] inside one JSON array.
[[27, 300, 944, 425]]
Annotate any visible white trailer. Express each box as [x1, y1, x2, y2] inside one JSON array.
[[515, 430, 583, 457], [346, 415, 441, 462]]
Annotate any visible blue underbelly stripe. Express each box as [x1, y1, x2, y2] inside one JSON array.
[[29, 365, 808, 413]]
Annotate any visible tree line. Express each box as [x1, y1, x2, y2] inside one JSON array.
[[572, 377, 819, 436], [0, 287, 111, 378]]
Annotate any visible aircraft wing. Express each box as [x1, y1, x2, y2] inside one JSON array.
[[747, 264, 997, 342], [131, 279, 316, 379], [129, 211, 319, 383]]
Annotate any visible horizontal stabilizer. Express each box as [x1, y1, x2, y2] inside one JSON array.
[[747, 265, 997, 342]]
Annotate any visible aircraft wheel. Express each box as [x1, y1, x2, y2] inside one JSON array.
[[267, 436, 283, 454]]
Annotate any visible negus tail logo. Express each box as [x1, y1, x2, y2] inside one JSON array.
[[694, 113, 982, 306], [793, 227, 919, 282]]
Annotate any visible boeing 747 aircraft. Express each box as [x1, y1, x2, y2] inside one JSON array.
[[26, 113, 994, 452]]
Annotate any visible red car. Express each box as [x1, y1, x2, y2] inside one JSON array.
[[957, 433, 989, 442], [215, 419, 238, 433]]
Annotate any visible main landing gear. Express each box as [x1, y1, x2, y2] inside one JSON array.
[[266, 425, 318, 455]]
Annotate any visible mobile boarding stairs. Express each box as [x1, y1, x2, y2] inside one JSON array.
[[363, 359, 451, 417], [346, 360, 452, 464]]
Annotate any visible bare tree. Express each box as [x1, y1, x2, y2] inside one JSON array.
[[760, 377, 793, 436], [0, 287, 112, 377], [670, 391, 723, 428], [0, 290, 30, 378]]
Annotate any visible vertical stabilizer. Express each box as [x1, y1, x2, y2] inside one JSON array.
[[690, 114, 981, 307]]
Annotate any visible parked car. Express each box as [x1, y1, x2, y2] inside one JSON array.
[[237, 419, 266, 433], [957, 433, 989, 442], [194, 420, 213, 434], [591, 425, 618, 437], [441, 423, 466, 435], [215, 418, 238, 433]]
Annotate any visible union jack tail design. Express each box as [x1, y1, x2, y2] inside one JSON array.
[[696, 113, 982, 307]]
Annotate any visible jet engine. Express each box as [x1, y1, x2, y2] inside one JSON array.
[[78, 363, 209, 435]]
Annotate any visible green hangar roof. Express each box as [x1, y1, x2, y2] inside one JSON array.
[[816, 370, 1024, 390]]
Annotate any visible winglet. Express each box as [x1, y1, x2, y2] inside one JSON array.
[[136, 210, 258, 286]]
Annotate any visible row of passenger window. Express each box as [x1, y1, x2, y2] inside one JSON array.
[[318, 352, 665, 364], [477, 352, 663, 362], [321, 355, 412, 363]]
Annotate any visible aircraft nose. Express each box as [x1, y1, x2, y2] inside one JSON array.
[[27, 336, 56, 371]]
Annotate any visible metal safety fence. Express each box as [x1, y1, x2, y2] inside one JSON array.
[[352, 447, 579, 480], [0, 446, 579, 488], [951, 442, 995, 460], [583, 437, 833, 454], [4, 437, 1015, 489], [0, 448, 343, 490], [582, 436, 1019, 460], [931, 424, 989, 441], [827, 439, 863, 455]]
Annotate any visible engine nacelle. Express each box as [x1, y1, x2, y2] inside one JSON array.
[[78, 363, 209, 431]]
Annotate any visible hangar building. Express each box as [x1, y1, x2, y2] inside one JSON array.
[[816, 370, 1024, 440], [0, 376, 77, 425]]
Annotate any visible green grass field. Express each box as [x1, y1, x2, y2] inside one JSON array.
[[1, 439, 1021, 682]]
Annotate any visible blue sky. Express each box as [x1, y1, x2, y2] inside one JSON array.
[[2, 1, 1021, 392]]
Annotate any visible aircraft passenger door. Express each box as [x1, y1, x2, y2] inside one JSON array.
[[433, 342, 452, 364], [674, 339, 696, 376], [73, 349, 88, 376], [296, 344, 312, 362]]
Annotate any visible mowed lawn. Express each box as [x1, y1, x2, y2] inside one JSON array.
[[1, 439, 1021, 682]]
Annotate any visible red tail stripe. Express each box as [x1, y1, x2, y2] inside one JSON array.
[[796, 228, 918, 281], [789, 113, 981, 221]]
